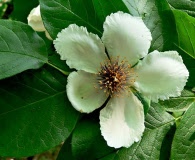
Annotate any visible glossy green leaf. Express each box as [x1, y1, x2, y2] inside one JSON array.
[[171, 102, 195, 159], [57, 114, 114, 160], [0, 20, 48, 80], [10, 0, 39, 23], [122, 0, 171, 51], [180, 51, 195, 87], [159, 89, 195, 112], [159, 125, 176, 160], [39, 0, 128, 39], [38, 31, 72, 75], [173, 10, 195, 59], [173, 33, 195, 87], [168, 0, 195, 17], [100, 103, 174, 160], [92, 0, 129, 22], [0, 66, 80, 157], [57, 136, 74, 160], [39, 0, 101, 39], [48, 52, 73, 75]]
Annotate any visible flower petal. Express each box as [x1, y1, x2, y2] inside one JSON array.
[[102, 12, 152, 65], [27, 5, 45, 32], [67, 70, 108, 113], [100, 91, 145, 148], [134, 50, 189, 102], [54, 24, 108, 73]]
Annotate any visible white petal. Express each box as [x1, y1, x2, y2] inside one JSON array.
[[27, 5, 45, 32], [67, 70, 108, 113], [102, 12, 152, 65], [100, 91, 145, 148], [134, 50, 189, 102], [54, 24, 108, 73]]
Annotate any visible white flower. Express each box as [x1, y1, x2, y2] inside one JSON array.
[[53, 12, 189, 148], [27, 5, 52, 40]]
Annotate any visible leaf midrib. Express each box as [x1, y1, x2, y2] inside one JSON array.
[[0, 50, 47, 62]]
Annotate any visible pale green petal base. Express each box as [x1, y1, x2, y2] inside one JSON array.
[[67, 71, 108, 113]]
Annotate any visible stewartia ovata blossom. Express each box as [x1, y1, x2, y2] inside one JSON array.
[[27, 5, 52, 40], [54, 12, 189, 148]]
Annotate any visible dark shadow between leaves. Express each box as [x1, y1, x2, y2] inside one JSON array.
[[189, 132, 195, 141]]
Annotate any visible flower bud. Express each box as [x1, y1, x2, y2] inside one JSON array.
[[27, 5, 45, 32]]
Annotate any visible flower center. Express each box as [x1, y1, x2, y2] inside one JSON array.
[[96, 57, 136, 96]]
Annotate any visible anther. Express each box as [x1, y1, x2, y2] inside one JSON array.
[[96, 56, 137, 96]]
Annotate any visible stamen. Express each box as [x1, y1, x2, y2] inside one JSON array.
[[96, 56, 137, 96]]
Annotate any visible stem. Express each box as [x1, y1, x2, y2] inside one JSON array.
[[175, 116, 182, 121], [174, 115, 183, 127], [47, 62, 70, 76]]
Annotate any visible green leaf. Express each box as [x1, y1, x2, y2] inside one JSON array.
[[122, 0, 171, 51], [48, 52, 73, 75], [92, 0, 129, 22], [173, 39, 195, 87], [39, 0, 128, 39], [0, 20, 48, 80], [0, 66, 80, 157], [167, 9, 195, 87], [160, 125, 176, 160], [10, 0, 39, 23], [100, 103, 174, 160], [171, 102, 195, 159], [57, 114, 114, 160], [172, 10, 195, 59], [159, 89, 195, 112], [38, 31, 72, 75], [133, 91, 150, 115], [180, 52, 195, 87], [57, 136, 74, 160], [39, 0, 101, 39], [168, 0, 195, 17]]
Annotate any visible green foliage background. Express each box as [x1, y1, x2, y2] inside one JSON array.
[[0, 0, 195, 159]]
